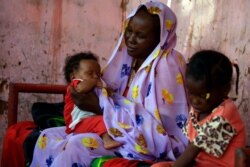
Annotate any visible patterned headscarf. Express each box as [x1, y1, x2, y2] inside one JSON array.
[[102, 1, 183, 93], [101, 1, 189, 160]]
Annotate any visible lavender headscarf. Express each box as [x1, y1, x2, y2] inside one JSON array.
[[100, 0, 189, 160]]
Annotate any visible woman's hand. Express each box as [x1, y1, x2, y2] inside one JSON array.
[[76, 79, 97, 93], [70, 86, 102, 114]]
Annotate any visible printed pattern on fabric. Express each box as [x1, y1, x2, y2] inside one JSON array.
[[64, 79, 96, 132], [183, 111, 237, 158], [182, 99, 246, 167]]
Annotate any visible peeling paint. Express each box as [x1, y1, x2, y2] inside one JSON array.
[[120, 0, 129, 11], [27, 0, 42, 7], [0, 100, 7, 115]]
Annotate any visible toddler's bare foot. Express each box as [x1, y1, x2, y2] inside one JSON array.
[[102, 133, 123, 149], [103, 140, 123, 150]]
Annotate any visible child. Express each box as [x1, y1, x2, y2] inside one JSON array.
[[63, 52, 122, 149], [152, 50, 246, 167]]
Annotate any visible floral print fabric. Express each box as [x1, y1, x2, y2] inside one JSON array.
[[187, 113, 236, 157]]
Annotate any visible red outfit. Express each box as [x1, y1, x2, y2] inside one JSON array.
[[103, 158, 153, 167], [64, 79, 106, 135], [1, 121, 37, 167]]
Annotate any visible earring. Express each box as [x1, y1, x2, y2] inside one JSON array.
[[205, 93, 210, 100]]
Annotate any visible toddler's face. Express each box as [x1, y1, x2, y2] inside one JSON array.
[[74, 59, 101, 82]]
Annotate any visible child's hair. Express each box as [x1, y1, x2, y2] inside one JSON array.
[[63, 52, 98, 83], [186, 50, 238, 93]]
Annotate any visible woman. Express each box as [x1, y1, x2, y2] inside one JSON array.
[[30, 1, 189, 167]]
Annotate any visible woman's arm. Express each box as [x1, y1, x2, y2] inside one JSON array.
[[70, 86, 102, 115], [75, 80, 96, 93], [173, 143, 201, 167]]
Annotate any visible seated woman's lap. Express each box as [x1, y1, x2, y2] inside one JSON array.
[[31, 126, 117, 167]]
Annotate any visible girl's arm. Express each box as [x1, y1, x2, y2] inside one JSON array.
[[173, 143, 201, 167]]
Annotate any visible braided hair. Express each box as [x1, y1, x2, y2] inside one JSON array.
[[186, 50, 238, 95]]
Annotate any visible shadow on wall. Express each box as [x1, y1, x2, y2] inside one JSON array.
[[0, 80, 8, 115]]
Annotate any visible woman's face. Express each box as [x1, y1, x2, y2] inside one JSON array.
[[124, 9, 160, 60]]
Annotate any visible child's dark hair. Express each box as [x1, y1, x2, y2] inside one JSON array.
[[63, 52, 98, 83], [186, 50, 238, 94]]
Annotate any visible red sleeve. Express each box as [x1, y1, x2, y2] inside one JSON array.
[[70, 79, 82, 89]]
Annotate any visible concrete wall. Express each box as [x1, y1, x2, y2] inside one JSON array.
[[1, 0, 250, 161], [0, 0, 124, 159]]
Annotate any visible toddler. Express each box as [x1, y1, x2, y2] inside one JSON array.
[[63, 52, 122, 149]]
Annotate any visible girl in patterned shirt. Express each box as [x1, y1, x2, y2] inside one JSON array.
[[152, 50, 246, 167]]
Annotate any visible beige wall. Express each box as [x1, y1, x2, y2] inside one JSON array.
[[0, 0, 124, 159], [1, 0, 250, 159]]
